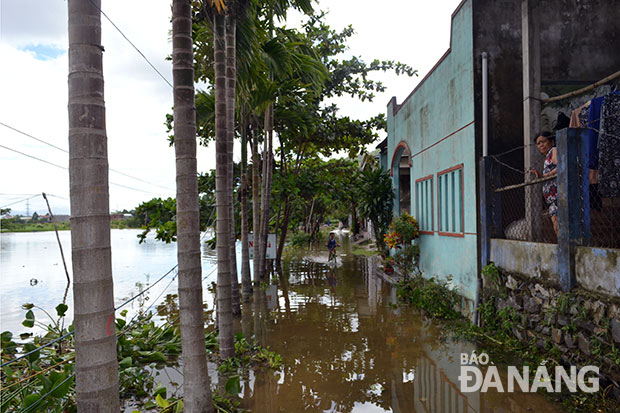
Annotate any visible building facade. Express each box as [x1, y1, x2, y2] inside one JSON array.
[[387, 1, 478, 307]]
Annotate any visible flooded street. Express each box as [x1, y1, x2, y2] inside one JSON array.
[[240, 235, 562, 412], [2, 230, 564, 412]]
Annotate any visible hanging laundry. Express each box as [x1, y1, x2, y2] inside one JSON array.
[[569, 101, 590, 128], [598, 94, 620, 198], [587, 96, 605, 169]]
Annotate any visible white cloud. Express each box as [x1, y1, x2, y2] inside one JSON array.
[[1, 0, 462, 215]]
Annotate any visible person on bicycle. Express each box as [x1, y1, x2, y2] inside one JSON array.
[[326, 232, 339, 261]]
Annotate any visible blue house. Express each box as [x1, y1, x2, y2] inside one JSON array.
[[386, 1, 477, 309], [385, 0, 620, 312]]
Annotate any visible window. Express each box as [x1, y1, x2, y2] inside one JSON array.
[[437, 164, 464, 236], [415, 175, 433, 233]]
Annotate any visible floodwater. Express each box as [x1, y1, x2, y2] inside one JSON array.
[[0, 229, 221, 334], [1, 229, 562, 412], [239, 235, 562, 413]]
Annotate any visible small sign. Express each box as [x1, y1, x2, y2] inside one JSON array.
[[248, 233, 276, 259]]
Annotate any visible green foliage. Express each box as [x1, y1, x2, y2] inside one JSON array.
[[0, 220, 71, 233], [134, 171, 220, 244], [397, 275, 461, 320], [389, 212, 419, 245], [357, 167, 393, 253], [287, 231, 311, 248], [384, 212, 420, 277], [481, 262, 499, 282], [1, 304, 75, 413]]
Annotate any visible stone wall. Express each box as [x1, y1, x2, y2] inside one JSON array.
[[484, 269, 620, 392]]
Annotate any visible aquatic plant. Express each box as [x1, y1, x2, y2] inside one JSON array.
[[1, 303, 281, 412]]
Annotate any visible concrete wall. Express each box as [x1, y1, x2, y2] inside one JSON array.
[[491, 239, 620, 298], [576, 247, 620, 297], [472, 0, 620, 180], [490, 238, 559, 284], [539, 0, 620, 83], [472, 0, 524, 167], [387, 0, 477, 301], [379, 152, 387, 171]]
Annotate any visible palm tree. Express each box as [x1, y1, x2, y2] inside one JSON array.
[[226, 5, 241, 315], [239, 117, 252, 301], [213, 6, 235, 359], [172, 0, 214, 409], [67, 0, 119, 409]]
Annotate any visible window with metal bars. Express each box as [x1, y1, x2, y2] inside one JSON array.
[[415, 175, 434, 234], [437, 164, 464, 236]]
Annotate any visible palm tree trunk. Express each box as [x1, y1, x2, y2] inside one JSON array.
[[225, 13, 241, 316], [251, 124, 260, 284], [68, 1, 119, 410], [275, 198, 291, 267], [214, 11, 234, 359], [240, 119, 252, 301], [172, 0, 214, 410], [257, 104, 273, 282]]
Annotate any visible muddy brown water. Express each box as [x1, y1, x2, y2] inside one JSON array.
[[238, 235, 562, 413]]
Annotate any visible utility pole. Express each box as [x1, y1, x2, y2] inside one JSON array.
[[522, 0, 542, 241]]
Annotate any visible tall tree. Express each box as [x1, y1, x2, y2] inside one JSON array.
[[213, 5, 235, 359], [226, 2, 242, 315], [357, 167, 394, 253], [240, 119, 252, 300], [67, 0, 119, 409], [172, 0, 214, 409]]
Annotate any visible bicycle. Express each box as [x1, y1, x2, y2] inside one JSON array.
[[328, 248, 337, 263]]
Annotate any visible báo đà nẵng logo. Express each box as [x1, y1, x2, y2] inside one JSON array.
[[458, 351, 599, 393]]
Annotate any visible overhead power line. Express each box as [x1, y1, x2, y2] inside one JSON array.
[[0, 122, 68, 153], [0, 144, 156, 195], [87, 0, 174, 89], [0, 143, 65, 170], [1, 122, 174, 191], [0, 194, 40, 209]]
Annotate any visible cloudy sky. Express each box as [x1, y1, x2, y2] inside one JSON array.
[[0, 0, 462, 216]]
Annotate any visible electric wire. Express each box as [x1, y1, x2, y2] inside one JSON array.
[[86, 0, 173, 89], [1, 208, 218, 368], [0, 143, 157, 195], [0, 122, 174, 191], [0, 195, 42, 209], [0, 332, 74, 368], [19, 373, 75, 413], [0, 355, 75, 392]]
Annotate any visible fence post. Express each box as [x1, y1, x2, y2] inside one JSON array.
[[556, 128, 589, 292]]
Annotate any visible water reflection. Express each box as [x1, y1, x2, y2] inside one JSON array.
[[240, 242, 561, 412], [1, 229, 225, 334]]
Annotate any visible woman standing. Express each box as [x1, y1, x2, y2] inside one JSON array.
[[530, 131, 558, 237]]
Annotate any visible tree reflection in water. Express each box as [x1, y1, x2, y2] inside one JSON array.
[[240, 242, 562, 413]]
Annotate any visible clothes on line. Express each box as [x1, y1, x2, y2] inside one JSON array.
[[598, 93, 620, 198], [569, 101, 589, 128], [568, 91, 620, 197], [587, 96, 604, 169]]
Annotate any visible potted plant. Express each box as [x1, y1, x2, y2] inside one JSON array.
[[383, 212, 420, 278], [384, 257, 395, 273]]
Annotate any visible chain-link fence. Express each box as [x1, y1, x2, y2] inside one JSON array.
[[577, 149, 620, 249], [488, 151, 557, 244], [488, 127, 620, 248]]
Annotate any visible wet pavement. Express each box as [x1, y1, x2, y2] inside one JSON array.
[[239, 234, 563, 412]]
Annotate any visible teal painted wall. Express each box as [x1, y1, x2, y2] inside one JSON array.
[[387, 0, 478, 302]]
